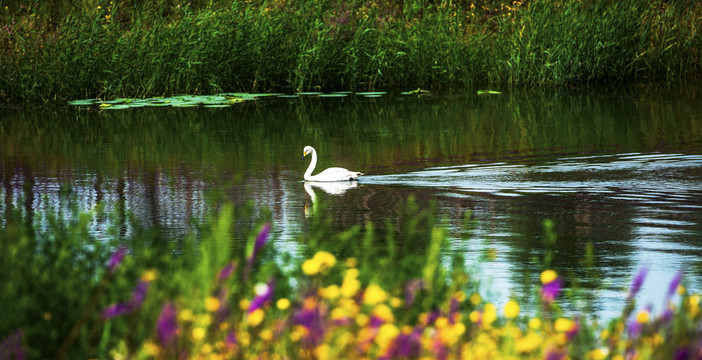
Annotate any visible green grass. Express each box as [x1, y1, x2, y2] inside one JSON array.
[[0, 0, 700, 102]]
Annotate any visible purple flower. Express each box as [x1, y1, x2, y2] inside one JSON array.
[[156, 302, 178, 349], [248, 280, 275, 313], [667, 271, 683, 297], [293, 301, 325, 347], [404, 279, 423, 307], [244, 224, 271, 279], [226, 330, 237, 349], [107, 246, 128, 273], [218, 262, 236, 281], [0, 329, 26, 360], [628, 268, 648, 300], [102, 280, 151, 319], [380, 327, 422, 359], [541, 277, 562, 303]]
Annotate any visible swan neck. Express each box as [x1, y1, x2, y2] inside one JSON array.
[[304, 149, 317, 180]]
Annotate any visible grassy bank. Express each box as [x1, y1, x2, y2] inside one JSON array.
[[1, 196, 701, 359], [0, 0, 700, 103]]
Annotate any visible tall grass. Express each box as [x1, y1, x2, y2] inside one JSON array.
[[0, 0, 700, 102]]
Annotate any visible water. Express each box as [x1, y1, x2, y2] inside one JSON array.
[[2, 84, 701, 319]]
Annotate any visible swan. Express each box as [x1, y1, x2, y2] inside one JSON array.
[[301, 146, 363, 182]]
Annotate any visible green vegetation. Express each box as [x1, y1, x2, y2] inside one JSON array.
[[1, 195, 701, 359], [1, 0, 700, 103]]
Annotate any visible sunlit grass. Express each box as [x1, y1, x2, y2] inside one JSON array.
[[0, 0, 700, 102]]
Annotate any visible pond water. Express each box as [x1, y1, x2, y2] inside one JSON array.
[[2, 83, 701, 320]]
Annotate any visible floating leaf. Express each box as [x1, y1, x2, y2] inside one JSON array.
[[401, 88, 430, 95], [319, 93, 348, 98], [477, 90, 502, 95], [356, 91, 387, 96], [67, 99, 95, 106]]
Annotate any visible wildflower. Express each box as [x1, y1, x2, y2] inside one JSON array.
[[636, 310, 650, 324], [141, 269, 157, 282], [341, 269, 361, 297], [667, 271, 683, 297], [404, 279, 423, 307], [482, 303, 497, 327], [249, 279, 275, 313], [627, 268, 648, 300], [156, 302, 178, 349], [540, 270, 562, 303], [102, 280, 150, 319], [529, 317, 542, 329], [504, 300, 520, 319], [276, 298, 290, 310], [205, 297, 220, 312], [381, 327, 422, 359], [218, 262, 235, 281], [247, 308, 264, 326], [244, 223, 270, 278], [107, 245, 128, 273], [302, 251, 337, 276], [191, 327, 206, 341], [688, 294, 700, 318], [375, 323, 400, 350], [363, 283, 389, 305], [515, 332, 542, 353], [0, 330, 25, 360]]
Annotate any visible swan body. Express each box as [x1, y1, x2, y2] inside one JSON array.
[[302, 146, 363, 182]]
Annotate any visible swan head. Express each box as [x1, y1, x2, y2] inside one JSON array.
[[301, 145, 315, 159]]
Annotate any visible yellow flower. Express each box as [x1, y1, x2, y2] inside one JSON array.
[[469, 310, 481, 323], [239, 299, 250, 311], [356, 313, 369, 327], [320, 285, 340, 299], [316, 344, 331, 360], [341, 277, 361, 298], [345, 257, 357, 267], [330, 307, 349, 320], [482, 303, 497, 327], [541, 270, 558, 284], [247, 308, 264, 327], [302, 259, 321, 276], [143, 342, 160, 356], [504, 300, 520, 319], [192, 327, 206, 341], [363, 283, 388, 305], [587, 348, 609, 360], [555, 318, 575, 332], [205, 297, 220, 312], [141, 269, 157, 282], [688, 294, 700, 318], [637, 310, 650, 323], [375, 324, 400, 349], [390, 297, 403, 308], [260, 329, 273, 341], [276, 298, 290, 310], [469, 292, 481, 305], [179, 309, 193, 322], [515, 332, 543, 353], [454, 291, 467, 302], [528, 317, 541, 330], [373, 304, 395, 323], [200, 343, 212, 354]]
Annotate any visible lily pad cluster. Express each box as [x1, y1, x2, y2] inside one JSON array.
[[67, 91, 430, 109]]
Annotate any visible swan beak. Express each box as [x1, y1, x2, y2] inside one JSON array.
[[301, 151, 307, 160]]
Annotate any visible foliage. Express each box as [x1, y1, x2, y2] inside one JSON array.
[[0, 0, 700, 102], [1, 194, 702, 359]]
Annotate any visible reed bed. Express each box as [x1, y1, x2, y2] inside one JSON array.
[[0, 0, 700, 102], [1, 197, 701, 359]]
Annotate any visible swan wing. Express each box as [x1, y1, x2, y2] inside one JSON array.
[[308, 167, 363, 182]]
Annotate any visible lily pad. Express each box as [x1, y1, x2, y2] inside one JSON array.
[[319, 93, 348, 98], [356, 91, 387, 96], [477, 90, 502, 95], [67, 99, 95, 106]]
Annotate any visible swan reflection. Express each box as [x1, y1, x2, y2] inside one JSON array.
[[304, 181, 359, 218]]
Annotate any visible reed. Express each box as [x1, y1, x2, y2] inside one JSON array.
[[0, 0, 700, 102]]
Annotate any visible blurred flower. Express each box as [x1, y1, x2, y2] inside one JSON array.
[[302, 251, 337, 276], [668, 271, 683, 297], [627, 267, 648, 300], [276, 298, 291, 310], [404, 279, 423, 307], [515, 332, 542, 353], [244, 223, 271, 278], [205, 297, 220, 312], [540, 270, 562, 304], [156, 302, 178, 349], [504, 300, 520, 319], [364, 283, 389, 305], [107, 245, 128, 273], [0, 329, 25, 360], [249, 279, 275, 313], [247, 309, 264, 327], [102, 280, 150, 319], [218, 262, 235, 281]]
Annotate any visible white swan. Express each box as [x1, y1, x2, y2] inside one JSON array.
[[301, 146, 363, 182]]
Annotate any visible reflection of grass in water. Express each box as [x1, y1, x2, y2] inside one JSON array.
[[0, 1, 700, 102], [1, 195, 700, 359]]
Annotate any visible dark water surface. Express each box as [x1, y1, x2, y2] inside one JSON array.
[[2, 84, 701, 319]]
